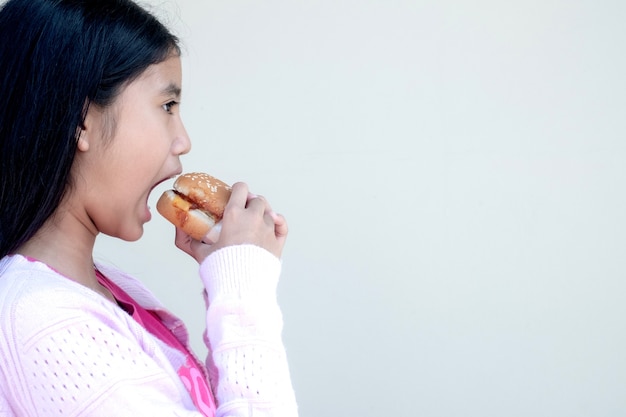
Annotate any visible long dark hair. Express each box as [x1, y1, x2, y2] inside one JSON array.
[[0, 0, 180, 258]]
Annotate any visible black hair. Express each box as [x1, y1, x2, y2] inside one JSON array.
[[0, 0, 180, 258]]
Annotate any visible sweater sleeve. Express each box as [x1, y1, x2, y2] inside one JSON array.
[[199, 245, 298, 417]]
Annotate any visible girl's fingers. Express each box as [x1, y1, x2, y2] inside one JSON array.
[[245, 193, 272, 215], [226, 182, 251, 208], [173, 181, 288, 261], [175, 227, 212, 263], [273, 212, 288, 239]]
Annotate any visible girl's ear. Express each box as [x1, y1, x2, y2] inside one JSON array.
[[77, 129, 89, 152], [77, 104, 98, 152]]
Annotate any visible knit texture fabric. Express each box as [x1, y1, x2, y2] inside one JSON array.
[[0, 245, 298, 417], [201, 246, 297, 417]]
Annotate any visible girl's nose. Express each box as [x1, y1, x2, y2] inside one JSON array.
[[173, 122, 192, 156]]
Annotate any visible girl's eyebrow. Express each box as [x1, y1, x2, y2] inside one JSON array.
[[162, 83, 181, 99]]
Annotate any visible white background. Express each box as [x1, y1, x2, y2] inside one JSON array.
[[94, 0, 626, 415]]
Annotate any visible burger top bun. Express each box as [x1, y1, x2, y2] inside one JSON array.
[[156, 173, 232, 242], [174, 172, 232, 220]]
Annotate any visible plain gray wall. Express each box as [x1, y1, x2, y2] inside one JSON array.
[[93, 0, 626, 415]]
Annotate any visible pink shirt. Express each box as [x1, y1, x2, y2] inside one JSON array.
[[96, 269, 217, 416]]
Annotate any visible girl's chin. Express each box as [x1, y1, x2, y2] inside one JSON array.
[[117, 226, 145, 242], [121, 210, 149, 242]]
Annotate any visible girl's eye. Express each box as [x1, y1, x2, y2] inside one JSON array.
[[162, 100, 178, 114]]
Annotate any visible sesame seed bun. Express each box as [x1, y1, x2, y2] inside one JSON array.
[[156, 173, 232, 241]]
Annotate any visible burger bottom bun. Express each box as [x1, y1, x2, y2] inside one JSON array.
[[156, 190, 217, 241]]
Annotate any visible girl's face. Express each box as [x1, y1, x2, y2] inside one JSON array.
[[71, 55, 191, 241]]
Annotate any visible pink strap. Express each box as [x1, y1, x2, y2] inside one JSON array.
[[96, 270, 217, 416]]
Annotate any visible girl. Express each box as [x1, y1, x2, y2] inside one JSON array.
[[0, 0, 298, 416]]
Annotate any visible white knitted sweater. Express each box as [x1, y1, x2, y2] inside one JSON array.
[[0, 245, 298, 417]]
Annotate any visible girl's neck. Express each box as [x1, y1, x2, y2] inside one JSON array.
[[16, 212, 116, 303]]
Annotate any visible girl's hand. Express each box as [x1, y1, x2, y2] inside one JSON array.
[[174, 182, 288, 263]]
